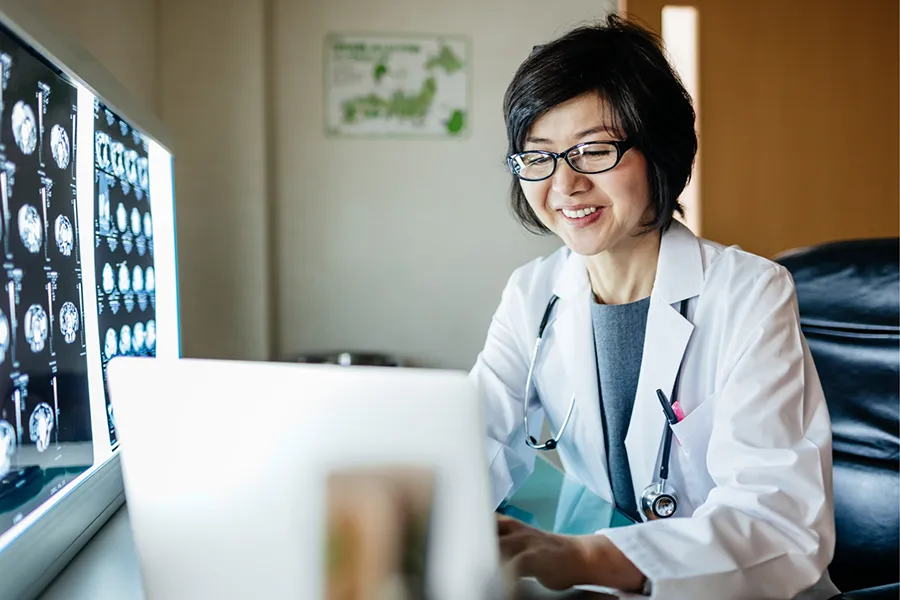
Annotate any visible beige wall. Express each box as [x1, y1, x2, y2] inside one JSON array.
[[30, 0, 158, 114], [29, 0, 159, 112], [157, 0, 270, 360], [625, 0, 900, 258], [271, 0, 617, 369]]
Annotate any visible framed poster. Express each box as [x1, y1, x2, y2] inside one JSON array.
[[324, 33, 471, 139]]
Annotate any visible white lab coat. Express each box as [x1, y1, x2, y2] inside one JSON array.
[[470, 221, 840, 599]]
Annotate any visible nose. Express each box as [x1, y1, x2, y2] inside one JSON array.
[[550, 159, 590, 196]]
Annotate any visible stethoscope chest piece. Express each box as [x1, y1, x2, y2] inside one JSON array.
[[640, 480, 678, 520]]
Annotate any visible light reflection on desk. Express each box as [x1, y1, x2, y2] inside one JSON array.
[[495, 456, 636, 599], [498, 455, 637, 535]]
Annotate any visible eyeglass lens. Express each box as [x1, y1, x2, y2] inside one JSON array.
[[509, 142, 619, 180]]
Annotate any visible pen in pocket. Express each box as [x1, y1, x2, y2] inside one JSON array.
[[656, 389, 680, 425]]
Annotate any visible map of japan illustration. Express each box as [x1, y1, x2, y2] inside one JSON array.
[[326, 35, 469, 138]]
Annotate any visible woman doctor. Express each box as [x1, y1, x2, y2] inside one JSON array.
[[470, 15, 839, 599]]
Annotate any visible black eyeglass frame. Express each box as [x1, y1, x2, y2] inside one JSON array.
[[507, 139, 635, 182]]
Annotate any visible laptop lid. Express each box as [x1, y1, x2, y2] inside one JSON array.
[[107, 357, 500, 600]]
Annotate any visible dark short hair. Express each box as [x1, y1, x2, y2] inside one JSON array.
[[503, 14, 697, 235]]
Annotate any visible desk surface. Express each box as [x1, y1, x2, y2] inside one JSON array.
[[501, 455, 636, 534], [37, 458, 630, 600]]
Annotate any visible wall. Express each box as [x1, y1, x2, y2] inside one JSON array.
[[157, 0, 270, 360], [30, 0, 158, 114], [271, 0, 618, 369], [624, 0, 899, 258]]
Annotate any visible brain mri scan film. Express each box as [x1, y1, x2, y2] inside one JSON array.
[[117, 263, 129, 294], [137, 156, 149, 192], [11, 100, 36, 155], [23, 304, 47, 352], [124, 149, 138, 186], [17, 204, 41, 254], [0, 309, 8, 363], [95, 131, 110, 172], [59, 301, 78, 344], [132, 264, 144, 293], [28, 402, 53, 452], [104, 327, 117, 360], [0, 24, 93, 542], [118, 324, 130, 356], [146, 319, 156, 350], [115, 202, 126, 233], [101, 263, 114, 295], [129, 207, 140, 236], [111, 140, 125, 180], [94, 100, 157, 447], [54, 214, 73, 256], [50, 124, 69, 169], [132, 321, 144, 353], [0, 419, 13, 478], [97, 187, 110, 236]]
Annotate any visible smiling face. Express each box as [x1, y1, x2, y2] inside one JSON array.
[[518, 92, 654, 257]]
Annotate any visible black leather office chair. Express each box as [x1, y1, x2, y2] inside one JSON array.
[[776, 237, 900, 600]]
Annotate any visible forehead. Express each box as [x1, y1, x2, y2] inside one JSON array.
[[526, 92, 619, 142]]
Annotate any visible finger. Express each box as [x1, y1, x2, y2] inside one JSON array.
[[496, 513, 527, 535], [505, 550, 539, 581], [511, 548, 541, 577], [498, 530, 532, 561]]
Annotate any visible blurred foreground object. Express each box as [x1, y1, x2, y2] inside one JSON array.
[[776, 237, 899, 600]]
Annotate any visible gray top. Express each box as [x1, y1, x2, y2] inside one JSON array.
[[590, 294, 651, 522]]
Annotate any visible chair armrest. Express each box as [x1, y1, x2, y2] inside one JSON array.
[[829, 583, 900, 600]]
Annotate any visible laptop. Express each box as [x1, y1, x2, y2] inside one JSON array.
[[106, 357, 502, 600]]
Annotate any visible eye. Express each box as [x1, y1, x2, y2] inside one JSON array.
[[524, 154, 552, 166], [582, 149, 613, 158]]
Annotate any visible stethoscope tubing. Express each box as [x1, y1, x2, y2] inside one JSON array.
[[522, 293, 690, 499]]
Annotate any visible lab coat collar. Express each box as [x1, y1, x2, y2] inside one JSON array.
[[546, 220, 704, 509], [550, 220, 703, 303], [651, 220, 704, 304]]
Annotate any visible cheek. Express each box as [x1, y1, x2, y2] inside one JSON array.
[[520, 181, 552, 215], [601, 163, 651, 214]]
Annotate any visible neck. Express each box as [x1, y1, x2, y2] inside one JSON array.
[[585, 230, 661, 305]]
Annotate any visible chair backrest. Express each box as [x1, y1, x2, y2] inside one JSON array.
[[776, 238, 900, 593]]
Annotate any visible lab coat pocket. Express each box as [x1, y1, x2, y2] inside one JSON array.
[[669, 393, 718, 494], [669, 394, 716, 455]]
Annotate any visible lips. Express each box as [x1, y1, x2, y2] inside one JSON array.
[[557, 205, 605, 227], [560, 206, 598, 219]]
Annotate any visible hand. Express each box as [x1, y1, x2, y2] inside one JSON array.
[[496, 513, 591, 591], [496, 514, 647, 593]]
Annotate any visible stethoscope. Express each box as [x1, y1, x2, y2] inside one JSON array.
[[522, 294, 689, 521]]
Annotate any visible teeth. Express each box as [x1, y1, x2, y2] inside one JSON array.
[[562, 206, 598, 219]]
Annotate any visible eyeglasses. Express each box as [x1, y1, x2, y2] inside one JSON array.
[[507, 140, 634, 182]]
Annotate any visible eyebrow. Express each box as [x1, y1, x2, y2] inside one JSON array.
[[525, 126, 615, 145]]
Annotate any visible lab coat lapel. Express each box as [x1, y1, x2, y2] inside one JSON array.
[[625, 222, 703, 511], [549, 252, 613, 502]]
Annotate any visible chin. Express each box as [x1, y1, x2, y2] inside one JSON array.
[[562, 238, 610, 257]]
